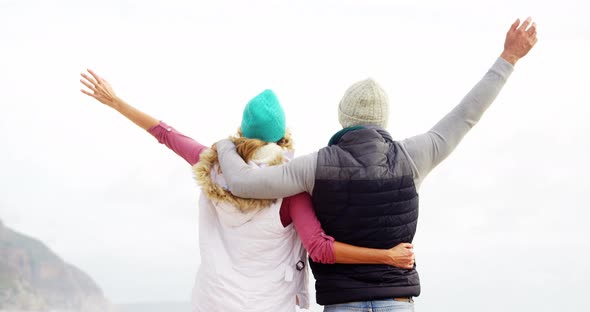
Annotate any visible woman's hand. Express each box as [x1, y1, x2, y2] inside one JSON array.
[[80, 69, 120, 108], [386, 243, 415, 269], [79, 69, 158, 130]]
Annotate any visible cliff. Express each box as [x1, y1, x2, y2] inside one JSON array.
[[0, 219, 111, 311]]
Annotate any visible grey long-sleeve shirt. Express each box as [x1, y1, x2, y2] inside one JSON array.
[[217, 57, 514, 199]]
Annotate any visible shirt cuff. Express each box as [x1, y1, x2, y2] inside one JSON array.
[[320, 232, 335, 242], [493, 57, 515, 80], [147, 121, 173, 134]]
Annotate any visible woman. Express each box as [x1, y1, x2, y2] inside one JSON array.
[[79, 69, 415, 312]]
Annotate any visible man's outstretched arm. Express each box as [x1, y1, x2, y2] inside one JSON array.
[[402, 17, 538, 186]]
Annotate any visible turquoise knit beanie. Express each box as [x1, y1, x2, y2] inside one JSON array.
[[241, 89, 286, 142]]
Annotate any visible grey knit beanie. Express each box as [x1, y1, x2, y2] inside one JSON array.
[[338, 78, 389, 128]]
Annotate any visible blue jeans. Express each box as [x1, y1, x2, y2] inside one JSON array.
[[323, 299, 415, 312]]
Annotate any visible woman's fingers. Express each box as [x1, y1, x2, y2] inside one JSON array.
[[80, 78, 96, 92], [87, 69, 103, 85], [80, 72, 98, 88], [408, 253, 415, 268], [80, 89, 95, 97], [401, 243, 413, 249]]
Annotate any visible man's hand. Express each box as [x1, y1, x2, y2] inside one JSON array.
[[500, 17, 538, 65], [80, 69, 120, 108], [386, 243, 415, 269]]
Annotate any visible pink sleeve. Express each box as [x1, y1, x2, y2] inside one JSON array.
[[147, 121, 208, 166], [283, 193, 336, 264]]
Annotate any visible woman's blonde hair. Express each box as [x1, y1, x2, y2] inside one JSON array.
[[232, 128, 293, 163], [193, 128, 293, 213]]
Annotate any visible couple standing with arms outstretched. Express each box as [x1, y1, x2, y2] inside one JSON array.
[[81, 18, 537, 312]]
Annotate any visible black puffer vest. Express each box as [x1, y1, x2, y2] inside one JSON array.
[[310, 126, 420, 305]]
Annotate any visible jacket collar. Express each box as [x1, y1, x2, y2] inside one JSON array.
[[328, 125, 393, 146]]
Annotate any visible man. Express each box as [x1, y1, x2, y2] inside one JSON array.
[[215, 18, 538, 311]]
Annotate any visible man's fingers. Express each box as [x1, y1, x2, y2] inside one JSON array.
[[527, 22, 537, 36], [518, 17, 532, 32], [401, 243, 413, 249], [80, 79, 96, 92], [510, 18, 520, 32]]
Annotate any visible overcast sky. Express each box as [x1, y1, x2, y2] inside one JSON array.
[[1, 0, 589, 311]]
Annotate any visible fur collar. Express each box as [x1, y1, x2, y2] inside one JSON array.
[[193, 144, 289, 213]]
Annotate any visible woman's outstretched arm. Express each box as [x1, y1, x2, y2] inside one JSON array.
[[80, 69, 207, 165], [80, 69, 159, 130]]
